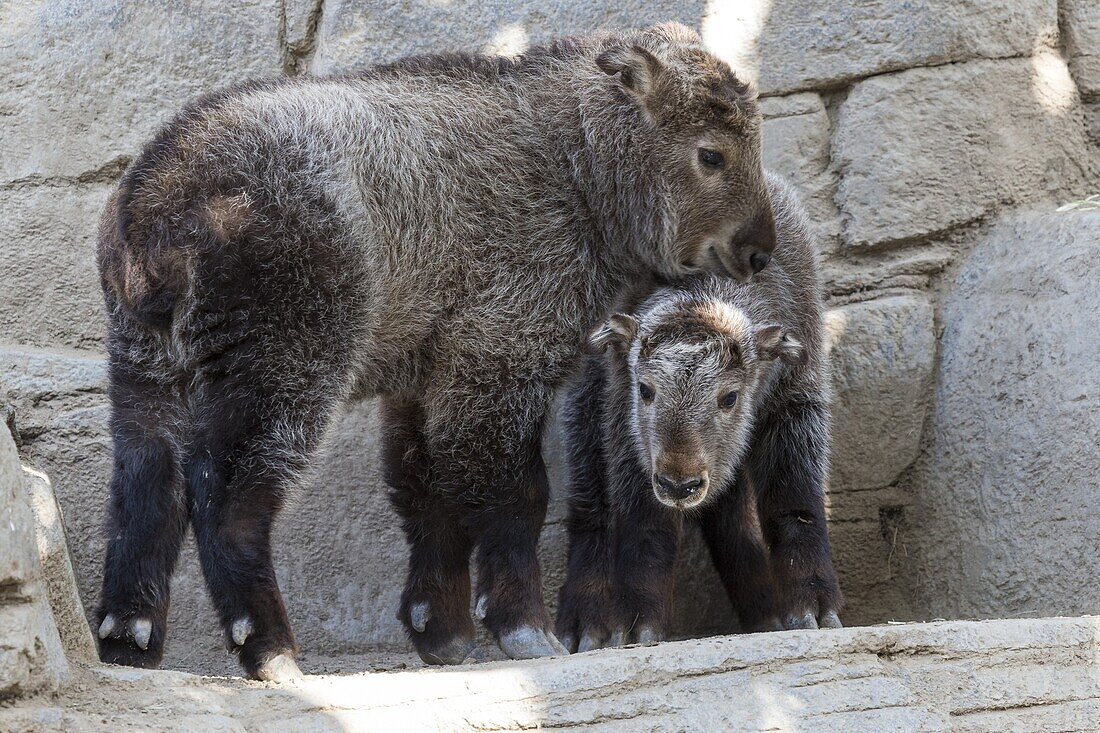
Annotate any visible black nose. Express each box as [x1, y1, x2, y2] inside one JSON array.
[[655, 474, 704, 501], [749, 252, 770, 274]]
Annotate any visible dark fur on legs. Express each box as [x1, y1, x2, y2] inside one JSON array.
[[383, 399, 477, 665]]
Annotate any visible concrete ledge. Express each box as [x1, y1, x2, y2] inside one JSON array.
[[4, 617, 1100, 731]]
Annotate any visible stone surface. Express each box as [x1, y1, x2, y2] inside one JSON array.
[[22, 466, 98, 663], [0, 424, 67, 698], [905, 210, 1100, 621], [821, 295, 936, 626], [834, 56, 1096, 248], [312, 0, 707, 72], [0, 0, 281, 185], [825, 295, 936, 492], [706, 0, 1058, 96], [0, 184, 113, 349], [5, 617, 1100, 731], [761, 93, 842, 255], [1063, 0, 1100, 98]]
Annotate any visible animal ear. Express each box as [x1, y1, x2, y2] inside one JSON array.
[[596, 45, 664, 100], [585, 313, 639, 355], [756, 325, 805, 365]]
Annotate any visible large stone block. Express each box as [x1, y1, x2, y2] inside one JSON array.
[[706, 0, 1057, 96], [1063, 0, 1100, 98], [311, 0, 706, 72], [0, 425, 67, 698], [0, 0, 282, 185], [905, 210, 1100, 620], [833, 57, 1096, 248], [822, 295, 935, 626], [0, 184, 112, 349], [825, 295, 936, 492], [761, 93, 841, 255]]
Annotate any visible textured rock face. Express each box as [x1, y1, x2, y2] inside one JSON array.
[[4, 617, 1100, 731], [905, 211, 1100, 620], [824, 296, 936, 624], [709, 0, 1058, 95], [834, 56, 1096, 249], [0, 425, 67, 698], [1064, 0, 1100, 97], [311, 0, 706, 72]]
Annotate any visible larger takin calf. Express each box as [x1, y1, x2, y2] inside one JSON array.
[[93, 23, 777, 679]]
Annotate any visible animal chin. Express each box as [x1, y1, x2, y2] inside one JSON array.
[[708, 246, 749, 282]]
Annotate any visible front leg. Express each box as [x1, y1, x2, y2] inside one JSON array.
[[427, 381, 566, 660], [749, 396, 842, 630], [556, 372, 616, 653], [606, 466, 684, 647]]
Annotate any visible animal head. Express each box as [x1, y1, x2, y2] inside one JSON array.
[[597, 23, 775, 281], [587, 297, 804, 509]]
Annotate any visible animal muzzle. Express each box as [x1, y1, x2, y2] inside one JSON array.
[[723, 207, 777, 281], [652, 463, 710, 508]]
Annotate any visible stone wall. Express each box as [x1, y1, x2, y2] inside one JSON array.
[[1, 1, 1097, 675]]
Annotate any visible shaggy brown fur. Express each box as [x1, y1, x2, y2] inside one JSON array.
[[556, 175, 842, 651], [92, 23, 777, 679]]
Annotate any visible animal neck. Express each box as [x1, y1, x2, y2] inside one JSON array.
[[569, 84, 675, 282]]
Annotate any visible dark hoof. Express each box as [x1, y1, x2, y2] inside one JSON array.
[[418, 635, 477, 666]]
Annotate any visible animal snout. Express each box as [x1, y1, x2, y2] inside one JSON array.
[[728, 209, 777, 278], [654, 472, 707, 503]]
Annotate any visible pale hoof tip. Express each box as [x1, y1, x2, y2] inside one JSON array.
[[784, 612, 818, 631], [635, 626, 662, 645], [607, 630, 626, 648], [820, 610, 843, 629], [577, 632, 603, 653], [98, 614, 117, 640], [232, 617, 253, 647], [256, 653, 303, 683], [132, 618, 153, 650], [499, 626, 563, 660], [410, 602, 431, 633]]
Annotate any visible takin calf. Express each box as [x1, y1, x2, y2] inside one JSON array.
[[93, 23, 778, 680], [556, 175, 842, 652]]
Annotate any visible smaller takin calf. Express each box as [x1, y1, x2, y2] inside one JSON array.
[[556, 176, 842, 652]]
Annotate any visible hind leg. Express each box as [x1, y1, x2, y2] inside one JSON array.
[[185, 365, 344, 681], [382, 399, 477, 665], [97, 330, 188, 668]]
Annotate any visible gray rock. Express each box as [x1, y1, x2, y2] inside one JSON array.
[[1063, 0, 1100, 98], [822, 295, 935, 626], [0, 185, 113, 350], [833, 57, 1096, 248], [312, 0, 706, 73], [6, 617, 1100, 732], [826, 295, 936, 492], [0, 0, 282, 185], [710, 0, 1057, 96], [22, 467, 98, 663], [0, 424, 67, 697], [761, 93, 841, 255], [905, 210, 1100, 620]]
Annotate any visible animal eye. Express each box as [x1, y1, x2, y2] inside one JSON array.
[[638, 382, 656, 403], [718, 391, 738, 409], [698, 148, 725, 169]]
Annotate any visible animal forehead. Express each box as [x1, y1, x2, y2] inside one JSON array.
[[665, 46, 757, 125], [646, 300, 752, 346]]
